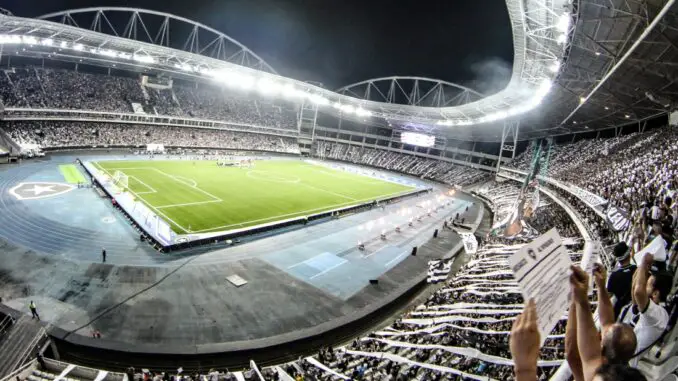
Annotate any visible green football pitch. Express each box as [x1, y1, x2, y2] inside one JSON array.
[[93, 160, 415, 234]]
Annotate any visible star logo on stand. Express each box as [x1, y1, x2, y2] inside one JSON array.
[[9, 182, 76, 200]]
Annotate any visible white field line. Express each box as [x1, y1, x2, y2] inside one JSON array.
[[96, 163, 418, 235], [94, 164, 192, 234], [147, 167, 222, 202], [171, 175, 198, 187], [190, 188, 415, 233], [298, 182, 357, 201], [156, 200, 223, 209], [129, 175, 157, 194], [104, 166, 219, 202], [309, 259, 348, 279]]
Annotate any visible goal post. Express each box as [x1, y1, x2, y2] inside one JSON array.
[[112, 170, 129, 190]]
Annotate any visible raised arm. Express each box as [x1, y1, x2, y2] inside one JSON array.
[[510, 299, 540, 381], [565, 299, 585, 381], [571, 265, 603, 381], [633, 253, 654, 311], [593, 263, 615, 328]]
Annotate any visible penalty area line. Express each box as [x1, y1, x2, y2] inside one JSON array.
[[156, 200, 223, 209]]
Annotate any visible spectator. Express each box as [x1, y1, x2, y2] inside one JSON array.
[[620, 253, 672, 366], [607, 242, 637, 319]]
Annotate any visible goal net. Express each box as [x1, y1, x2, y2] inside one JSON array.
[[112, 170, 129, 190]]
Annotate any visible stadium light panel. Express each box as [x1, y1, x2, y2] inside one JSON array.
[[133, 54, 155, 64], [99, 49, 118, 58], [60, 41, 68, 48], [341, 104, 355, 114], [257, 78, 281, 95], [282, 84, 302, 98], [0, 35, 21, 44], [41, 38, 53, 46], [308, 93, 330, 105], [556, 34, 567, 45], [22, 36, 38, 45], [73, 43, 84, 51], [557, 13, 571, 33], [332, 102, 342, 109], [233, 74, 255, 90], [549, 61, 560, 73]]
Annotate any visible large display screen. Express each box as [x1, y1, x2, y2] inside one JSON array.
[[401, 132, 436, 147]]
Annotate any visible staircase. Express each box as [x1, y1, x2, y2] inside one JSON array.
[[0, 315, 48, 379], [0, 125, 21, 156]]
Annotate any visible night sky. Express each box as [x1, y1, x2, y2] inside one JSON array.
[[4, 0, 514, 91]]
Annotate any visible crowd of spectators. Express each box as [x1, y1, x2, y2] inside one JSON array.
[[314, 141, 489, 188], [0, 67, 298, 130], [475, 181, 580, 240], [303, 237, 585, 380], [509, 126, 678, 241], [2, 121, 300, 154]]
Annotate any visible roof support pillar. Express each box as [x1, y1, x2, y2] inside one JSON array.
[[495, 120, 520, 173]]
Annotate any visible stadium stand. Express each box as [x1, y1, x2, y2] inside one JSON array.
[[0, 67, 298, 130], [510, 126, 678, 223], [313, 141, 489, 187], [1, 68, 677, 381], [267, 188, 585, 381], [1, 121, 300, 155]]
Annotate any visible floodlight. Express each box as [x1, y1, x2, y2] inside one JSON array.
[[22, 36, 38, 45], [257, 78, 281, 95], [557, 13, 571, 33], [308, 94, 329, 105], [282, 84, 301, 98], [579, 97, 586, 104], [60, 41, 68, 48], [549, 61, 560, 73], [233, 74, 255, 90], [100, 49, 118, 58], [0, 35, 20, 44], [556, 34, 567, 45], [341, 104, 355, 114], [41, 38, 53, 46], [133, 54, 155, 64], [73, 43, 84, 51]]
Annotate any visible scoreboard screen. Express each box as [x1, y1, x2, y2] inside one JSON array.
[[400, 132, 436, 147]]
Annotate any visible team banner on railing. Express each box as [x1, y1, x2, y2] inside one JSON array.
[[604, 205, 631, 232], [569, 185, 608, 207]]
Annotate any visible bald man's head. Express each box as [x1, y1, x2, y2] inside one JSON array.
[[601, 323, 637, 364]]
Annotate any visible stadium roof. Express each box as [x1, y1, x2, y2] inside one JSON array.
[[0, 1, 676, 142], [513, 0, 678, 141]]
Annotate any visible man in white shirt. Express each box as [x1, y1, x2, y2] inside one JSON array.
[[620, 253, 671, 367]]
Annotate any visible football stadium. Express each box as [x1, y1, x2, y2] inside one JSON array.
[[0, 1, 677, 381]]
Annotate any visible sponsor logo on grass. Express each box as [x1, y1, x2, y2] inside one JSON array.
[[9, 182, 75, 200]]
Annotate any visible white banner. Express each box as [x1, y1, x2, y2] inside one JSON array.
[[131, 102, 146, 114], [633, 235, 668, 265], [146, 144, 165, 152], [509, 228, 572, 346], [569, 185, 608, 207], [459, 232, 478, 254]]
